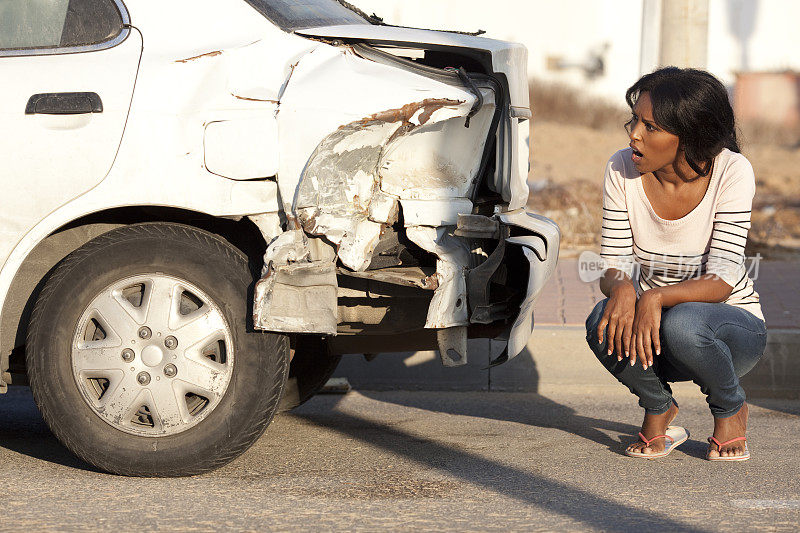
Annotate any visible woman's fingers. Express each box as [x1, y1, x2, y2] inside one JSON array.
[[606, 319, 617, 356], [629, 322, 639, 367], [597, 314, 608, 345], [614, 320, 625, 360], [650, 327, 660, 366], [641, 326, 653, 369], [635, 331, 645, 367], [622, 320, 633, 361]]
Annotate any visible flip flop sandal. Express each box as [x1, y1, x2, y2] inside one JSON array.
[[707, 436, 750, 461], [625, 426, 689, 459]]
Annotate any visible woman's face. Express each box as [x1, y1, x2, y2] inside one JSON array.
[[627, 92, 682, 174]]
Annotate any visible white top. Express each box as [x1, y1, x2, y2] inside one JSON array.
[[600, 147, 764, 322]]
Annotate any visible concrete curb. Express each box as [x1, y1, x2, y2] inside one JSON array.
[[741, 329, 800, 399], [334, 326, 800, 399]]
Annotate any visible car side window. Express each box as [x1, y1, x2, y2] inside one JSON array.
[[0, 0, 124, 52]]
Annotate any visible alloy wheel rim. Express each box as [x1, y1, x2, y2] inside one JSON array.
[[71, 274, 234, 437]]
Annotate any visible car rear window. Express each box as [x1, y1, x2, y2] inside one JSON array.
[[244, 0, 369, 31]]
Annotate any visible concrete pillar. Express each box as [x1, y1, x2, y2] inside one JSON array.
[[640, 0, 663, 76], [659, 0, 709, 68]]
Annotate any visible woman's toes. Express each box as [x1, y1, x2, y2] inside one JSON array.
[[723, 446, 740, 457], [708, 448, 720, 458]]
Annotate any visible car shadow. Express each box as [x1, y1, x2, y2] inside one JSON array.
[[0, 387, 101, 473], [294, 401, 708, 532], [357, 387, 641, 456], [336, 343, 644, 455]]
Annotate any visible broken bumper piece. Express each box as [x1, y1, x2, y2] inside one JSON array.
[[254, 260, 338, 335], [252, 209, 560, 368], [460, 209, 560, 367], [498, 210, 560, 364]]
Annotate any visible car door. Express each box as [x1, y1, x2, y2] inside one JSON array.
[[0, 0, 142, 266]]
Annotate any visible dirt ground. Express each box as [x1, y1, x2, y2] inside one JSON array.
[[527, 119, 800, 257]]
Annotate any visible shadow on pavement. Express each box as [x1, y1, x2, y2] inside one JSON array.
[[748, 397, 800, 416], [337, 343, 641, 454], [0, 387, 99, 473], [296, 404, 708, 532], [357, 388, 640, 455]]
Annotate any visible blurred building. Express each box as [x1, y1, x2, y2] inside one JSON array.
[[354, 0, 800, 111]]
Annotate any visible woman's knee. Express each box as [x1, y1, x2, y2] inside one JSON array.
[[661, 302, 715, 351]]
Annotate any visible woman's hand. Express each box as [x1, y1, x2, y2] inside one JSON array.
[[597, 283, 637, 361], [630, 289, 663, 369]]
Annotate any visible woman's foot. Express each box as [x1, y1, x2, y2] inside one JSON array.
[[708, 402, 749, 459], [626, 401, 679, 455]]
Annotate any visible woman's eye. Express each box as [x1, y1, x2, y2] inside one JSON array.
[[645, 123, 656, 132]]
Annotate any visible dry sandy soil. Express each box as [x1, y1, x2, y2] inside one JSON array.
[[527, 120, 800, 257]]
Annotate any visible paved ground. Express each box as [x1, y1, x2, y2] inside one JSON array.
[[0, 260, 796, 530], [535, 258, 799, 328], [2, 327, 800, 531], [1, 386, 799, 531]]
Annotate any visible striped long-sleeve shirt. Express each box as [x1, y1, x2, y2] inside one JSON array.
[[600, 147, 763, 321]]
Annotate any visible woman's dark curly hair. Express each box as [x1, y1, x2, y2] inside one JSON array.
[[625, 67, 740, 176]]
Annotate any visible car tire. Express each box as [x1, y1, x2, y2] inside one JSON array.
[[279, 336, 342, 411], [26, 223, 289, 477]]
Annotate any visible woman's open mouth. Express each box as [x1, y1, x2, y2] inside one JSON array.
[[631, 146, 644, 163]]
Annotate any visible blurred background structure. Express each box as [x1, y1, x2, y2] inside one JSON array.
[[355, 0, 800, 103], [354, 0, 800, 256]]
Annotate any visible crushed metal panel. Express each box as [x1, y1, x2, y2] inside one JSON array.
[[278, 49, 478, 201], [379, 89, 496, 200], [292, 96, 478, 271], [264, 44, 502, 332], [254, 260, 338, 335], [455, 214, 500, 239], [405, 226, 471, 329], [337, 265, 437, 290], [293, 118, 398, 271], [400, 198, 473, 227], [275, 45, 479, 216], [262, 229, 309, 268], [337, 219, 382, 272], [368, 191, 399, 224]]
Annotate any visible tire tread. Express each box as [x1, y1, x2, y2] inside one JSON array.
[[26, 223, 288, 477]]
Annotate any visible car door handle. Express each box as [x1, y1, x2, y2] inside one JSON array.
[[25, 92, 103, 115]]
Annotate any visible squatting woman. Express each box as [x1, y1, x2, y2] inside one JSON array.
[[585, 67, 766, 461]]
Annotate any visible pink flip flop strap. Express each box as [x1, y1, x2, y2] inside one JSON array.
[[709, 436, 747, 450], [638, 432, 675, 447]]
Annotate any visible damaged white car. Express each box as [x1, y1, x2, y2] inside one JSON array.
[[0, 0, 559, 476]]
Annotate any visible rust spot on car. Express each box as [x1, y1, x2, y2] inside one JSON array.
[[285, 214, 302, 231], [421, 274, 440, 290], [175, 50, 222, 63], [233, 94, 279, 104], [358, 98, 464, 127]]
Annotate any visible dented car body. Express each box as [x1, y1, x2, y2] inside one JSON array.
[[252, 25, 560, 366], [0, 0, 558, 475]]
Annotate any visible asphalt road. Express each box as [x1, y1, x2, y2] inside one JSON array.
[[1, 383, 799, 531]]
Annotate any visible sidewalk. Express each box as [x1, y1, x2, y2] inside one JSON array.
[[535, 258, 800, 329], [335, 258, 800, 398]]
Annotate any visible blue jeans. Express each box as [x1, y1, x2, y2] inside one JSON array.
[[585, 299, 767, 418]]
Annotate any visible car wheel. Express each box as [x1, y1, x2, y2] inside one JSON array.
[[26, 223, 289, 476]]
